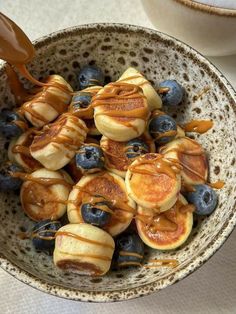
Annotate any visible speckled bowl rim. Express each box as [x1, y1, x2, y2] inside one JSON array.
[[0, 23, 236, 302], [174, 0, 236, 16]]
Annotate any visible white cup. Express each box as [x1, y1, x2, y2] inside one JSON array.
[[141, 0, 236, 56]]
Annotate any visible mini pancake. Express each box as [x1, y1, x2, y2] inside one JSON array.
[[160, 137, 208, 185], [53, 223, 115, 276], [136, 195, 193, 250], [118, 67, 162, 111], [30, 113, 87, 171], [100, 132, 155, 178], [21, 75, 73, 128], [92, 81, 150, 142], [67, 171, 136, 236], [8, 129, 41, 172], [20, 168, 73, 221], [125, 153, 181, 212]]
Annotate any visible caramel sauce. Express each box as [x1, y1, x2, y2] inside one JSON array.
[[30, 114, 87, 152], [157, 87, 170, 94], [56, 231, 114, 250], [149, 215, 178, 233], [129, 154, 181, 179], [209, 180, 225, 189], [118, 261, 142, 267], [182, 120, 213, 134], [58, 250, 111, 261], [12, 119, 28, 132], [119, 251, 143, 259], [0, 12, 73, 125], [12, 145, 31, 157], [143, 259, 178, 268], [164, 142, 225, 190], [91, 82, 149, 132], [154, 130, 177, 140], [0, 13, 35, 64], [11, 172, 73, 188], [5, 64, 29, 104], [118, 74, 149, 87], [73, 185, 136, 216], [136, 200, 193, 233]]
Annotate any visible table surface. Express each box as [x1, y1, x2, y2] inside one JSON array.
[[1, 1, 236, 313]]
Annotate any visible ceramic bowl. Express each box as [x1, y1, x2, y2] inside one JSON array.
[[0, 24, 236, 302], [141, 0, 236, 56]]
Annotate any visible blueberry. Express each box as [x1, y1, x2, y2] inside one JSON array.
[[81, 200, 111, 227], [115, 233, 144, 268], [31, 220, 61, 253], [158, 80, 184, 106], [75, 145, 104, 171], [0, 109, 25, 138], [186, 184, 218, 215], [0, 162, 23, 191], [78, 65, 104, 90], [71, 91, 92, 110], [148, 114, 177, 144], [125, 138, 149, 159]]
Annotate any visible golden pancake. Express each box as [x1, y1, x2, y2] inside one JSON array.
[[118, 67, 162, 111], [8, 129, 41, 172], [67, 171, 136, 236], [92, 82, 150, 141], [53, 223, 115, 276], [160, 137, 208, 185], [136, 195, 193, 250], [19, 168, 73, 221], [125, 153, 181, 212], [30, 113, 87, 170], [100, 132, 155, 178], [20, 75, 72, 128]]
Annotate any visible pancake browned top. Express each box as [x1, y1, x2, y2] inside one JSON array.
[[128, 154, 180, 206], [101, 135, 154, 172], [92, 82, 149, 124], [73, 172, 135, 231]]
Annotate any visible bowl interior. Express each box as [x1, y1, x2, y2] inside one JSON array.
[[0, 24, 236, 302]]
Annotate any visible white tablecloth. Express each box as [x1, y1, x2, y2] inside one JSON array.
[[0, 1, 236, 313]]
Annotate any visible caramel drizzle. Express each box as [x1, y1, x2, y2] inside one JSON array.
[[19, 77, 71, 124], [12, 145, 31, 157], [129, 154, 181, 179], [56, 231, 114, 250], [117, 259, 178, 269], [91, 82, 149, 122], [182, 120, 213, 134], [58, 250, 111, 261], [11, 119, 28, 132], [135, 200, 194, 232], [30, 114, 87, 152], [67, 185, 134, 225], [11, 172, 73, 189], [161, 138, 224, 189], [143, 259, 178, 268], [118, 74, 149, 87], [152, 129, 177, 140], [119, 251, 143, 259]]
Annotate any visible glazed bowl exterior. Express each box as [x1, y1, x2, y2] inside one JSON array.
[[0, 24, 236, 302]]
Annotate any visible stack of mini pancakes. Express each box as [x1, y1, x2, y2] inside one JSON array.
[[9, 68, 209, 276]]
